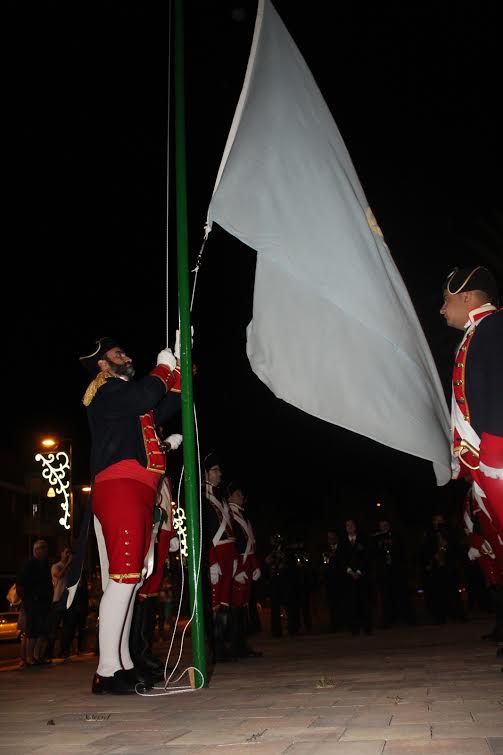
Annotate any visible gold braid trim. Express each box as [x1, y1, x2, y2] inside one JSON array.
[[109, 572, 141, 582], [447, 266, 484, 295], [82, 371, 117, 406]]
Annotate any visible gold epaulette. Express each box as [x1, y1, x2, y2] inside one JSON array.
[[82, 371, 116, 406]]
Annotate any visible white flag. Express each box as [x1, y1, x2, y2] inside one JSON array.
[[206, 0, 451, 485]]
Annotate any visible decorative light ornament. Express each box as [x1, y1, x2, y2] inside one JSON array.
[[172, 501, 188, 557], [35, 451, 71, 529]]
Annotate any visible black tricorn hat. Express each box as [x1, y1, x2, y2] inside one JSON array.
[[203, 452, 220, 472], [79, 337, 120, 376], [443, 266, 499, 303], [226, 480, 244, 498]]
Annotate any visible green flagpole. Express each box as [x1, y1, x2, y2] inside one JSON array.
[[174, 0, 208, 687]]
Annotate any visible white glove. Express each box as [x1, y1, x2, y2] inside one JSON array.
[[210, 563, 222, 585], [252, 567, 261, 581], [166, 433, 183, 450], [174, 327, 194, 361], [467, 547, 481, 561], [451, 457, 461, 480], [232, 558, 238, 577], [157, 347, 177, 371], [234, 571, 248, 584], [169, 536, 180, 553]]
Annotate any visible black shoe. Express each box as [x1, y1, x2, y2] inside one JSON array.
[[215, 647, 238, 662], [133, 660, 164, 683], [92, 669, 144, 695], [122, 666, 155, 688], [240, 647, 263, 658], [482, 631, 499, 641], [496, 647, 503, 657]]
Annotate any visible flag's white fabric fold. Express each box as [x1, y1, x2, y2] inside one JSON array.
[[206, 0, 451, 485]]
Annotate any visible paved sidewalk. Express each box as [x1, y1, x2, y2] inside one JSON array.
[[1, 618, 502, 754]]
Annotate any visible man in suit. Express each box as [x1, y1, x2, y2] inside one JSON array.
[[341, 519, 372, 635], [373, 518, 414, 627]]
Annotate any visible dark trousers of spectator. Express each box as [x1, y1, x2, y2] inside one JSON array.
[[158, 601, 172, 639], [345, 578, 372, 635], [487, 584, 503, 640], [45, 605, 65, 659], [300, 589, 312, 633], [61, 605, 88, 655], [425, 569, 465, 623], [327, 591, 345, 631], [269, 579, 285, 637], [377, 570, 415, 627], [466, 563, 492, 613], [248, 580, 262, 634], [23, 598, 50, 662]]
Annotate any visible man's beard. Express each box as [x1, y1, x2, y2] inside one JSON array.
[[106, 360, 135, 379]]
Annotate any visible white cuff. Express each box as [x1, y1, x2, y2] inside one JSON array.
[[480, 461, 503, 480]]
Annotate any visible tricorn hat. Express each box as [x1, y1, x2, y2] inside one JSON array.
[[203, 452, 220, 472], [79, 337, 120, 376], [226, 480, 244, 498], [443, 266, 499, 303]]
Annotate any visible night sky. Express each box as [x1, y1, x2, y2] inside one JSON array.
[[3, 1, 502, 549]]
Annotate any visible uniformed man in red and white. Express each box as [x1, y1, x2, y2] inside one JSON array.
[[463, 487, 503, 642], [79, 336, 181, 694], [440, 266, 502, 525], [201, 453, 238, 662], [440, 266, 503, 647], [227, 481, 262, 658], [129, 441, 182, 680]]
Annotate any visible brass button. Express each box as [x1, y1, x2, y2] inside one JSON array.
[[458, 397, 465, 403], [454, 380, 463, 386], [125, 552, 130, 556], [464, 415, 469, 420], [126, 562, 131, 567], [456, 362, 463, 367], [124, 530, 129, 534], [124, 541, 130, 545]]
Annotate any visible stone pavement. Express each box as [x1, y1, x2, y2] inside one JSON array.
[[1, 617, 503, 754]]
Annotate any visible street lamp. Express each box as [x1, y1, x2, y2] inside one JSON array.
[[34, 436, 73, 531]]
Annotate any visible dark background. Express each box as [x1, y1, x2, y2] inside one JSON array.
[[3, 1, 502, 551]]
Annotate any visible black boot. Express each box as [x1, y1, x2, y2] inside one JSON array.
[[237, 606, 263, 658], [213, 606, 234, 662], [129, 600, 164, 682], [143, 597, 172, 674], [229, 606, 242, 660]]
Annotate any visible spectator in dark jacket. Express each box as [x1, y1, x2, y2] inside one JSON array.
[[340, 519, 373, 635], [16, 540, 53, 665]]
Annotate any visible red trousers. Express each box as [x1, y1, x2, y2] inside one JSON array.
[[231, 555, 256, 608], [209, 542, 237, 609], [93, 478, 156, 584]]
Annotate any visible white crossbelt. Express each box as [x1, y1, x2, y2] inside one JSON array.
[[229, 507, 255, 563], [205, 484, 235, 547]]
